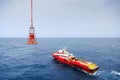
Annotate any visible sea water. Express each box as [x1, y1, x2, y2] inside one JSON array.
[[0, 38, 120, 80]]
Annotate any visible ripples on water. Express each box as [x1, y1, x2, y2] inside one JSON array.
[[0, 38, 120, 80]]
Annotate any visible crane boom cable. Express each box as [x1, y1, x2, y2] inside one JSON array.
[[31, 0, 33, 26]]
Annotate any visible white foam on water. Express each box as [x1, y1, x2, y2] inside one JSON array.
[[95, 70, 120, 76], [94, 70, 120, 80], [95, 70, 105, 76], [110, 71, 120, 76]]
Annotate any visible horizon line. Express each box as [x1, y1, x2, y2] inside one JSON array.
[[0, 37, 120, 38]]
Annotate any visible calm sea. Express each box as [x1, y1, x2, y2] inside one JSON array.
[[0, 38, 120, 80]]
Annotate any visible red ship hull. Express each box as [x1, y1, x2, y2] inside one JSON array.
[[52, 52, 99, 75]]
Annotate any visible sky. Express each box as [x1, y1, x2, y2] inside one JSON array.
[[0, 0, 120, 38]]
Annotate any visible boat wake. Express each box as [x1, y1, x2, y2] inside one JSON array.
[[95, 70, 120, 80], [110, 71, 120, 76]]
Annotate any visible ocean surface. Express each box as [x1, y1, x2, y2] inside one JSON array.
[[0, 38, 120, 80]]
